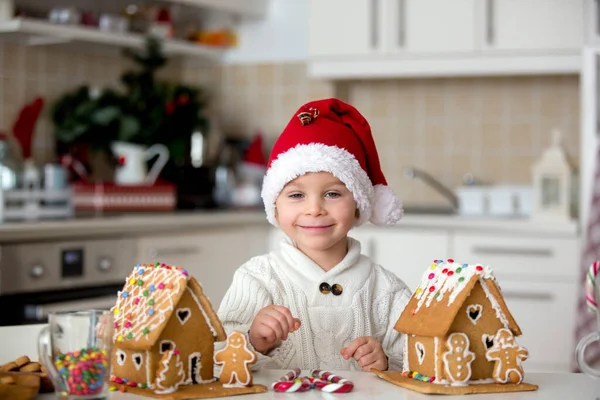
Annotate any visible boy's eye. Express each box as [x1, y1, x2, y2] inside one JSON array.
[[325, 191, 341, 198], [288, 193, 303, 199]]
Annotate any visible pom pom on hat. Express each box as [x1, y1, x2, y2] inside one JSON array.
[[261, 98, 403, 227]]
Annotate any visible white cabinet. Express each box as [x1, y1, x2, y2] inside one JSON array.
[[487, 0, 584, 51], [137, 225, 269, 308], [396, 0, 477, 54], [352, 227, 450, 290], [307, 0, 583, 79], [308, 0, 376, 56]]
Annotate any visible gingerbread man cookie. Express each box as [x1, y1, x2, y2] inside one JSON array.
[[443, 332, 475, 386], [214, 331, 257, 388], [486, 328, 528, 384]]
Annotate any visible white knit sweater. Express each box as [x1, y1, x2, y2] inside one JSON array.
[[216, 236, 412, 371]]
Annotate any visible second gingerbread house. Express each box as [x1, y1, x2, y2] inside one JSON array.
[[392, 259, 533, 391]]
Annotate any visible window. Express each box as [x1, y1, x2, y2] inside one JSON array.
[[160, 340, 175, 354], [177, 308, 191, 325], [132, 353, 143, 371], [116, 350, 126, 366]]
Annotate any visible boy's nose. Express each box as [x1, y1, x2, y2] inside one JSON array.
[[304, 198, 325, 216]]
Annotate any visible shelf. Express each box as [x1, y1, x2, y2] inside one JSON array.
[[0, 18, 226, 61], [163, 0, 270, 18]]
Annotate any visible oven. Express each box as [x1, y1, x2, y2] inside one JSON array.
[[0, 237, 135, 326]]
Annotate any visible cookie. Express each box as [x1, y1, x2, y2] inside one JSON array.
[[214, 331, 257, 388], [0, 376, 15, 385], [442, 332, 475, 386], [154, 349, 185, 394], [486, 328, 529, 384], [0, 362, 18, 372], [19, 362, 41, 373], [14, 356, 30, 368]]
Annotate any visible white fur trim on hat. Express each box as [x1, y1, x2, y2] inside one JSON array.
[[261, 143, 385, 227], [371, 184, 403, 225]]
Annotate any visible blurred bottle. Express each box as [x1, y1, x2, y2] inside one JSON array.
[[0, 133, 19, 191]]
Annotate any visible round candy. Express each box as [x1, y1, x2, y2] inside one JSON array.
[[53, 348, 109, 396]]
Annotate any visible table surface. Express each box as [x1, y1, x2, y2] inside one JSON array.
[[35, 369, 600, 400]]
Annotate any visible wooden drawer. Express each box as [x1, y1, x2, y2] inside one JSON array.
[[137, 226, 269, 308], [499, 280, 577, 372], [453, 233, 579, 281]]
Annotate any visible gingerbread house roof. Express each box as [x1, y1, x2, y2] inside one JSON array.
[[394, 260, 521, 338], [111, 263, 226, 350]]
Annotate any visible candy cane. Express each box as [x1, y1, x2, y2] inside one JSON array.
[[311, 369, 351, 384], [586, 261, 600, 312], [278, 368, 301, 382], [313, 380, 354, 393], [271, 379, 311, 392]]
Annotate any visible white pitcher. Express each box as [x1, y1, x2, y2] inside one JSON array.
[[111, 141, 169, 185]]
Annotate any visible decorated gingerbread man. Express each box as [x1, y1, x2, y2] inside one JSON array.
[[485, 328, 529, 384], [214, 331, 257, 388], [443, 332, 475, 386]]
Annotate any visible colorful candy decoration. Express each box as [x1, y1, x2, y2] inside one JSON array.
[[54, 348, 109, 396], [402, 370, 436, 383], [271, 369, 354, 393], [586, 261, 600, 312]]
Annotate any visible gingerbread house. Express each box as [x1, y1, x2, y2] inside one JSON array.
[[110, 263, 226, 391], [380, 259, 537, 394]]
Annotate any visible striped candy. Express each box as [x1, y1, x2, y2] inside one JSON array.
[[587, 261, 600, 312], [271, 379, 311, 392], [313, 380, 354, 393]]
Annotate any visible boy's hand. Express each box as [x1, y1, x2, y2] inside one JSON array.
[[248, 305, 301, 354], [341, 336, 388, 372]]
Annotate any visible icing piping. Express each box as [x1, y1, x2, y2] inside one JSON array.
[[187, 286, 218, 337], [176, 308, 191, 325], [466, 304, 483, 325], [479, 279, 510, 329], [442, 332, 475, 386], [413, 261, 494, 314], [116, 350, 126, 366], [155, 350, 185, 394], [145, 350, 153, 389], [159, 340, 175, 354], [111, 264, 189, 343], [185, 352, 214, 384], [132, 352, 143, 371], [433, 337, 440, 381], [415, 342, 426, 365], [402, 335, 409, 372]]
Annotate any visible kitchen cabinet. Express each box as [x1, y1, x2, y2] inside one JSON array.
[[391, 0, 477, 54], [136, 225, 270, 308], [486, 0, 584, 51], [308, 0, 583, 79], [308, 0, 376, 57]]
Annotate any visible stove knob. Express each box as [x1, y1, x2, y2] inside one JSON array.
[[98, 258, 113, 272], [30, 265, 44, 279]]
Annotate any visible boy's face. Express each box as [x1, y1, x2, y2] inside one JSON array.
[[275, 172, 357, 255]]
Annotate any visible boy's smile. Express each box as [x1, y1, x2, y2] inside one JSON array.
[[275, 172, 357, 271]]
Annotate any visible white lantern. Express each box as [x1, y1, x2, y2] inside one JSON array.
[[531, 129, 576, 222]]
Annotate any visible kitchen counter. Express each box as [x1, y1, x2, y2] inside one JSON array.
[[34, 369, 600, 399], [0, 210, 578, 243]]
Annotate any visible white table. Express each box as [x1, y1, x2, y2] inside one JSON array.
[[35, 369, 600, 400]]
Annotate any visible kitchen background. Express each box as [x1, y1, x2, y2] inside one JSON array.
[[0, 0, 596, 378]]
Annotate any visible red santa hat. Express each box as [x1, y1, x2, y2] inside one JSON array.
[[261, 98, 403, 227]]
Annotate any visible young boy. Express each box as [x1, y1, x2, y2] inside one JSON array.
[[217, 98, 412, 372]]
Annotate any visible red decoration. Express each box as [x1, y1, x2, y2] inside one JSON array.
[[476, 266, 483, 271], [448, 258, 454, 263], [244, 133, 267, 166]]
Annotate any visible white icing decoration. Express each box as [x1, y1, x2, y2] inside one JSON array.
[[479, 279, 511, 329], [413, 261, 494, 314], [116, 349, 126, 366], [160, 340, 175, 354], [403, 335, 410, 372], [132, 352, 143, 371], [415, 342, 426, 365], [111, 264, 190, 343], [466, 304, 483, 325], [442, 332, 475, 386], [145, 350, 153, 389], [155, 350, 185, 394], [433, 337, 440, 380], [187, 286, 219, 338], [176, 308, 191, 325], [482, 334, 495, 350], [185, 352, 214, 384]]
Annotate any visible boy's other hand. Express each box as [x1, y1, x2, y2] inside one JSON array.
[[248, 305, 301, 354], [340, 336, 388, 372]]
